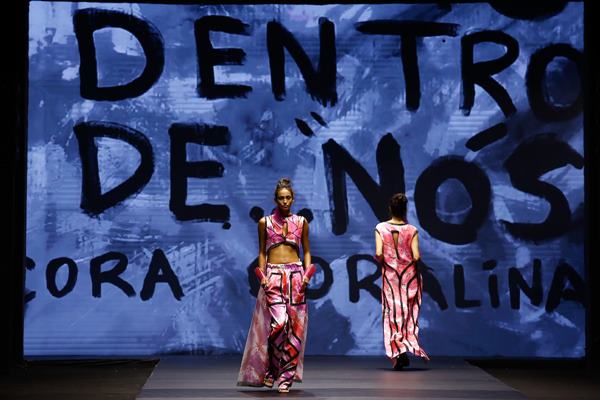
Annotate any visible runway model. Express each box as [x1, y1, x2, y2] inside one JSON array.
[[375, 193, 429, 370], [238, 178, 316, 392]]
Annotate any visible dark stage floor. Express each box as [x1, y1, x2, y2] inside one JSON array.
[[138, 356, 523, 399], [1, 356, 598, 399]]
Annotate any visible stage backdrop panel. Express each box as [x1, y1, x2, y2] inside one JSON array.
[[26, 2, 585, 357]]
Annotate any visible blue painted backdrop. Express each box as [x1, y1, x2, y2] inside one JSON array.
[[26, 2, 585, 357]]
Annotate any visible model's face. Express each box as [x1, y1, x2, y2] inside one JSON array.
[[275, 188, 294, 212]]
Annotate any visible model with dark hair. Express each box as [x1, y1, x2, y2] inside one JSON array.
[[374, 193, 429, 370], [238, 178, 315, 393]]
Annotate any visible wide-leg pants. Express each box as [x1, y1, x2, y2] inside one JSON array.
[[237, 262, 308, 386]]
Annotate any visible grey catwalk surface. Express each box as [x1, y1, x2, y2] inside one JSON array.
[[137, 355, 525, 399]]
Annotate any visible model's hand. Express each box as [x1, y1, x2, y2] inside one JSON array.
[[255, 267, 269, 290], [301, 264, 315, 291], [301, 277, 309, 290]]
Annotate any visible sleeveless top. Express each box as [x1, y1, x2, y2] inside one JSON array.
[[265, 210, 305, 253], [375, 222, 418, 266]]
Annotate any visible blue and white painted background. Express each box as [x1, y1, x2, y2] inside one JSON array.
[[26, 2, 585, 357]]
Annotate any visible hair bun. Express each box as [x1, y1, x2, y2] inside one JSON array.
[[278, 178, 292, 186]]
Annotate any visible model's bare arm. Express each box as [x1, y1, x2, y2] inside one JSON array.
[[257, 218, 268, 286], [375, 230, 383, 261], [411, 232, 420, 262], [301, 219, 311, 285]]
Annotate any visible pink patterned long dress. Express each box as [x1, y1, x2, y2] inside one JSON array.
[[375, 222, 429, 362], [238, 211, 308, 387]]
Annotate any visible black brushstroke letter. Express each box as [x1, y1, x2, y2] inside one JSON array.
[[74, 121, 154, 216], [461, 30, 519, 117], [267, 18, 337, 106], [169, 123, 231, 223], [356, 20, 459, 111], [322, 133, 405, 235], [414, 156, 491, 245], [73, 8, 164, 100], [195, 16, 252, 99]]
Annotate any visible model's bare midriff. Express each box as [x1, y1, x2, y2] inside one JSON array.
[[267, 243, 301, 264]]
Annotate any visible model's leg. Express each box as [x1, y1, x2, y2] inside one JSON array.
[[405, 266, 429, 360], [276, 267, 307, 392], [265, 268, 288, 385], [383, 264, 407, 358]]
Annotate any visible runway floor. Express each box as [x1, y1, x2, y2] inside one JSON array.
[[137, 355, 525, 399], [2, 356, 599, 399]]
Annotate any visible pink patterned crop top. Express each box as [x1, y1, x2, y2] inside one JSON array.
[[265, 210, 305, 253]]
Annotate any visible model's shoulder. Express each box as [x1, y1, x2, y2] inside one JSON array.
[[375, 221, 388, 230], [293, 213, 307, 223]]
